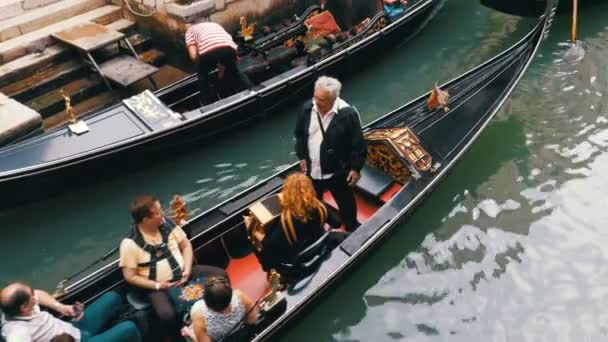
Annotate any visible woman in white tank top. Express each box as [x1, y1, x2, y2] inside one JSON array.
[[181, 276, 258, 341]]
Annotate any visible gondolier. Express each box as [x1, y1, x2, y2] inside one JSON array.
[[185, 22, 253, 105], [119, 195, 227, 340], [294, 76, 366, 231]]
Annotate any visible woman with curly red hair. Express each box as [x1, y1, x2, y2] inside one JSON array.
[[254, 172, 345, 271]]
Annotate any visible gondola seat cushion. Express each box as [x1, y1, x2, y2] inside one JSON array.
[[290, 55, 309, 68], [356, 165, 395, 198], [266, 46, 298, 67], [237, 55, 269, 78], [0, 93, 42, 146]]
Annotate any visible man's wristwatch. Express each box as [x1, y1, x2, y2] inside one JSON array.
[[155, 282, 160, 291]]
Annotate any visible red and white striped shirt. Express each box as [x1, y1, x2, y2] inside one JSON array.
[[185, 22, 237, 56]]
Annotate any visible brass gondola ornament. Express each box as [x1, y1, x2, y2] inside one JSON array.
[[238, 16, 255, 42], [170, 195, 189, 225], [260, 269, 284, 310], [427, 83, 449, 112], [60, 89, 89, 135]]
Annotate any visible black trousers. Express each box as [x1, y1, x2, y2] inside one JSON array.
[[196, 46, 253, 105], [146, 264, 226, 340], [312, 174, 360, 231]]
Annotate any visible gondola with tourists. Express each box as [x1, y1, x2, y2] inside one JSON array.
[[47, 7, 554, 342], [0, 0, 444, 207]]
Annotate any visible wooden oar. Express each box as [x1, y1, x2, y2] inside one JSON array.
[[563, 0, 585, 63]]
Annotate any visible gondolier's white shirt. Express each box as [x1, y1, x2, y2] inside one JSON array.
[[308, 97, 350, 180]]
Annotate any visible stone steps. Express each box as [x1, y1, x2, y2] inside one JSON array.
[[0, 59, 84, 101], [0, 44, 71, 87], [23, 49, 165, 118], [0, 0, 62, 22], [26, 76, 104, 117], [13, 46, 165, 118], [0, 0, 107, 42], [0, 18, 135, 88], [0, 92, 43, 146], [0, 4, 122, 64]]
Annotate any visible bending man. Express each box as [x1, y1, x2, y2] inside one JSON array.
[[185, 22, 253, 105]]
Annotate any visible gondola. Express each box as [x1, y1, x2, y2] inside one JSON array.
[[0, 0, 445, 208], [49, 6, 554, 342], [481, 0, 600, 17]]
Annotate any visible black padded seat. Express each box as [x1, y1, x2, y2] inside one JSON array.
[[356, 165, 394, 199], [237, 55, 269, 78], [265, 46, 297, 66]]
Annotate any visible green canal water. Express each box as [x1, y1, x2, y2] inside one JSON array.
[[2, 0, 608, 340]]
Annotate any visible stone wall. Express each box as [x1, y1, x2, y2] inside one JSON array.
[[111, 0, 298, 46]]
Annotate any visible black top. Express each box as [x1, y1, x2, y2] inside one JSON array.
[[294, 102, 367, 175], [260, 204, 339, 269]]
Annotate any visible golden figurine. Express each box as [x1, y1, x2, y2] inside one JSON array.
[[427, 83, 450, 112], [170, 194, 189, 225], [261, 269, 282, 307], [238, 16, 255, 42], [60, 89, 77, 124]]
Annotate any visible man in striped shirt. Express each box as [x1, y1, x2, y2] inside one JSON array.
[[185, 22, 253, 105]]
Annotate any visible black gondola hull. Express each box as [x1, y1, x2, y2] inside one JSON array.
[[481, 0, 601, 17], [0, 0, 444, 208]]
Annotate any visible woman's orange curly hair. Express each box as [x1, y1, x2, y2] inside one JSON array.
[[280, 172, 325, 222]]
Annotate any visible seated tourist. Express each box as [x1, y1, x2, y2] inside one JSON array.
[[323, 0, 382, 30], [119, 195, 227, 340], [181, 276, 258, 342], [0, 282, 141, 342], [250, 172, 347, 272]]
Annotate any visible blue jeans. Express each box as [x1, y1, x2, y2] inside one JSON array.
[[73, 291, 141, 342]]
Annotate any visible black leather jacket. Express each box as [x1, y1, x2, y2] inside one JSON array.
[[294, 101, 366, 175]]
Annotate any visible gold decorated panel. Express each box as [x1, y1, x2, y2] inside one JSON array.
[[364, 127, 432, 173], [366, 143, 411, 184]]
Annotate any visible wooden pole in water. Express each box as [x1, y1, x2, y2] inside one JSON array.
[[571, 0, 578, 44]]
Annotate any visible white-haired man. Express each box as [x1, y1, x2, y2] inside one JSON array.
[[294, 76, 366, 231]]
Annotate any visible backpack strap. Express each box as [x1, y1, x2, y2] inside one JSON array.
[[130, 217, 183, 282], [317, 204, 327, 225], [280, 209, 298, 246]]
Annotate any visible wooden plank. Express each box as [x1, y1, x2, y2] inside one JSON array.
[[99, 55, 158, 87], [52, 22, 123, 52]]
